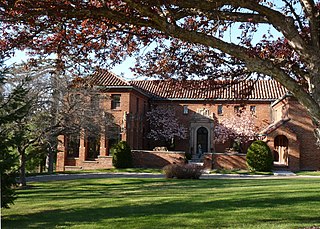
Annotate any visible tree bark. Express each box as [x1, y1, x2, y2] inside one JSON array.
[[19, 148, 27, 187]]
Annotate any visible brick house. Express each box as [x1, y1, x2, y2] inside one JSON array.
[[56, 70, 320, 171]]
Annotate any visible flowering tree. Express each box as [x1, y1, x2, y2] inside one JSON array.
[[146, 106, 187, 145], [214, 110, 258, 151], [2, 1, 320, 143]]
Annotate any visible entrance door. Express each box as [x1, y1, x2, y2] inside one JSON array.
[[274, 135, 288, 165], [197, 127, 208, 155]]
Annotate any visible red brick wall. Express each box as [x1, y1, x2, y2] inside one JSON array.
[[150, 100, 272, 154], [265, 127, 301, 171], [132, 150, 186, 168], [213, 153, 248, 170], [287, 98, 320, 170], [203, 153, 213, 170], [62, 156, 113, 170]]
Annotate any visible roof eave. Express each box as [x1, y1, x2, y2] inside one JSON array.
[[271, 91, 292, 107], [94, 85, 152, 98], [151, 98, 278, 102]]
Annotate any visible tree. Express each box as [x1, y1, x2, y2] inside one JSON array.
[[2, 1, 320, 142], [214, 109, 258, 151], [0, 61, 32, 207], [111, 141, 133, 168], [146, 106, 187, 148], [2, 61, 115, 187], [246, 140, 273, 172]]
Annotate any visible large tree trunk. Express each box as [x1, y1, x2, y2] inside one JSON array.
[[46, 139, 56, 173], [47, 57, 62, 174], [19, 148, 27, 187]]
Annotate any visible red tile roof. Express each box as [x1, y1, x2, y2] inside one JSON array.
[[130, 79, 287, 100], [89, 70, 287, 100], [89, 70, 130, 86]]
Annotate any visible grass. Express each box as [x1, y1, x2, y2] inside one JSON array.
[[2, 178, 320, 229], [295, 171, 320, 176], [210, 169, 273, 175]]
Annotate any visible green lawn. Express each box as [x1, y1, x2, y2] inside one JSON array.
[[2, 178, 320, 229], [296, 171, 320, 176]]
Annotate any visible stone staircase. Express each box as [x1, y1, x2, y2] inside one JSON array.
[[273, 163, 289, 171], [188, 155, 204, 166]]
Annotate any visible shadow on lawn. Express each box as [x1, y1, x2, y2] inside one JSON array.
[[3, 178, 320, 228], [3, 195, 320, 228]]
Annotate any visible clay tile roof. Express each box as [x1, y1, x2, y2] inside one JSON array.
[[89, 70, 130, 86], [130, 79, 287, 100], [89, 70, 287, 100]]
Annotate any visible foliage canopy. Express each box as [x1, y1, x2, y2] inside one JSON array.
[[2, 0, 320, 142]]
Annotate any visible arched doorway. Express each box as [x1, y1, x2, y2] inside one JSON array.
[[197, 127, 208, 156], [274, 135, 289, 165]]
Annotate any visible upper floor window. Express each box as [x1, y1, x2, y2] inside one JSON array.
[[197, 108, 210, 117], [111, 94, 121, 110], [217, 105, 223, 115], [250, 105, 256, 114], [183, 105, 188, 114], [234, 105, 240, 114], [234, 105, 245, 115]]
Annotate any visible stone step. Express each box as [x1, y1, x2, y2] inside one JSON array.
[[273, 163, 289, 171], [273, 170, 296, 176], [188, 161, 204, 167]]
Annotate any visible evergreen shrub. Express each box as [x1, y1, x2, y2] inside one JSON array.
[[111, 141, 133, 168], [246, 140, 273, 172]]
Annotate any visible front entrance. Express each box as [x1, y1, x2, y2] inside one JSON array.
[[274, 135, 289, 165], [197, 127, 208, 156]]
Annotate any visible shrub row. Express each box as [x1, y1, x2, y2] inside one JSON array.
[[163, 164, 203, 179]]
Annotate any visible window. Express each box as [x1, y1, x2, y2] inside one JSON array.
[[85, 132, 100, 160], [111, 94, 121, 109], [234, 105, 244, 114], [183, 105, 188, 114], [66, 133, 80, 158], [250, 105, 256, 114], [217, 105, 223, 115]]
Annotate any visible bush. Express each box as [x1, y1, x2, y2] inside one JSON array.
[[163, 164, 203, 179], [1, 148, 17, 208], [246, 140, 273, 172], [185, 152, 192, 160], [111, 141, 133, 168]]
